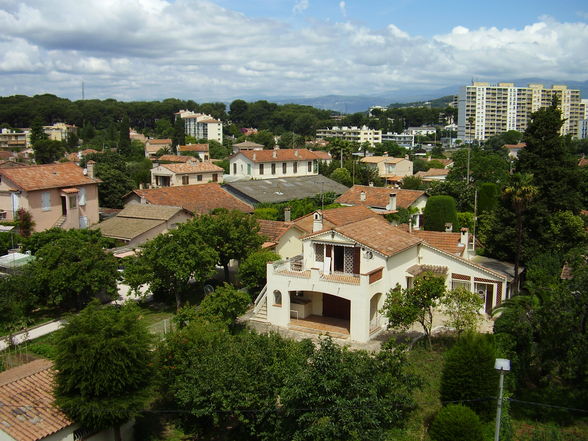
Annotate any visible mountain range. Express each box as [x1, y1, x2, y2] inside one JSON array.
[[268, 79, 588, 113]]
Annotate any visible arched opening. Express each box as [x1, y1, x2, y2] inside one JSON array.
[[273, 290, 282, 306], [370, 293, 383, 332]]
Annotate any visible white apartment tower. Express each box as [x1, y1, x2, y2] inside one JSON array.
[[175, 110, 223, 143], [458, 82, 582, 141]]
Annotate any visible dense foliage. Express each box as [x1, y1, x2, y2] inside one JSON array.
[[429, 404, 484, 441], [238, 250, 281, 295], [423, 195, 458, 231], [54, 302, 155, 438]]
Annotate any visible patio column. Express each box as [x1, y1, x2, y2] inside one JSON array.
[[350, 292, 370, 342]]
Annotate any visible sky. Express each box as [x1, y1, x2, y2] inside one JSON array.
[[1, 0, 587, 102]]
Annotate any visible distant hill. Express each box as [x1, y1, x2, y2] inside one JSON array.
[[269, 79, 588, 114]]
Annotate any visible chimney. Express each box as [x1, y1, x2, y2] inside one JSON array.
[[460, 227, 469, 247], [272, 150, 277, 158], [140, 196, 146, 205], [139, 183, 144, 190], [383, 152, 388, 157], [312, 212, 323, 232], [445, 223, 453, 233], [360, 191, 366, 201], [284, 207, 291, 222], [294, 150, 299, 157], [368, 182, 374, 187], [405, 154, 409, 160], [253, 153, 256, 161], [86, 160, 95, 179], [386, 193, 397, 211]]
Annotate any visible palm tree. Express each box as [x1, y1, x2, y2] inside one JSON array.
[[503, 173, 538, 294]]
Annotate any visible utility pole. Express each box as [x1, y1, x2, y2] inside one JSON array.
[[494, 359, 511, 441]]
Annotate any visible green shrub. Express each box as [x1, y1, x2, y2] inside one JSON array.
[[478, 182, 498, 213], [429, 404, 484, 441], [423, 195, 458, 231], [440, 333, 498, 420]]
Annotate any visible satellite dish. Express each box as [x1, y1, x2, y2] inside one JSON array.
[[203, 284, 215, 295]]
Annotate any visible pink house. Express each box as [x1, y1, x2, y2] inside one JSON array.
[[0, 162, 101, 231]]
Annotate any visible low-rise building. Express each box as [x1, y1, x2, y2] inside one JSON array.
[[150, 161, 223, 187], [503, 142, 526, 159], [229, 148, 319, 180], [0, 129, 27, 150], [232, 140, 264, 154], [359, 156, 413, 183], [145, 139, 172, 158], [380, 132, 414, 147], [316, 126, 382, 146], [414, 168, 450, 182], [0, 162, 100, 231], [178, 143, 210, 161], [92, 204, 192, 247], [43, 122, 77, 142], [404, 126, 436, 136]]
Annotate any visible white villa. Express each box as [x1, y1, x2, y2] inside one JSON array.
[[253, 213, 508, 343], [229, 148, 319, 180]]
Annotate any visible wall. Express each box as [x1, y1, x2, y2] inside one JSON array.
[[127, 211, 192, 247], [275, 228, 303, 259], [230, 154, 318, 180]]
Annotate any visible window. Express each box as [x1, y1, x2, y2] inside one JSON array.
[[78, 187, 86, 206], [315, 243, 324, 262], [293, 162, 298, 173], [282, 162, 287, 174], [182, 175, 189, 185], [259, 164, 264, 175], [452, 279, 470, 291], [247, 164, 252, 175], [307, 161, 312, 172], [69, 195, 77, 209], [273, 290, 282, 306], [197, 174, 203, 182], [233, 163, 237, 174], [271, 163, 276, 175], [41, 191, 51, 211]]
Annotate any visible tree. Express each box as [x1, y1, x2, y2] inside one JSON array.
[[54, 302, 155, 441], [440, 287, 483, 334], [238, 249, 280, 295], [172, 117, 185, 150], [401, 175, 425, 190], [423, 195, 458, 231], [22, 227, 116, 254], [382, 273, 446, 349], [330, 167, 352, 187], [229, 99, 249, 124], [30, 116, 48, 146], [429, 405, 484, 441], [124, 222, 218, 310], [440, 333, 499, 419], [31, 236, 119, 310], [33, 139, 66, 164], [191, 209, 264, 282], [477, 182, 498, 213], [118, 115, 131, 157], [503, 173, 538, 294], [15, 208, 34, 237], [194, 283, 251, 327], [94, 164, 136, 208]]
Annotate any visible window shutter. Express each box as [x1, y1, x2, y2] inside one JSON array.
[[353, 247, 360, 274], [42, 191, 51, 211], [325, 245, 332, 258], [78, 187, 86, 206]]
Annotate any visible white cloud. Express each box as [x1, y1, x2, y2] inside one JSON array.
[[0, 0, 587, 101], [339, 1, 347, 17], [293, 0, 309, 14]]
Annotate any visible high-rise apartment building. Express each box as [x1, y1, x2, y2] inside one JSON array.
[[458, 82, 582, 141], [175, 110, 223, 143]]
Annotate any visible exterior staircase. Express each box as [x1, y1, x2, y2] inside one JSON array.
[[53, 216, 66, 229], [251, 285, 268, 322]]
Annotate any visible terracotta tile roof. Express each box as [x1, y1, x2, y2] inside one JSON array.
[[427, 158, 453, 167], [178, 144, 209, 152], [333, 217, 421, 257], [116, 204, 185, 220], [360, 156, 406, 164], [237, 149, 319, 163], [503, 142, 526, 149], [409, 230, 464, 255], [93, 216, 164, 241], [578, 157, 588, 167], [157, 155, 192, 163], [0, 359, 73, 441], [147, 139, 172, 145], [335, 185, 426, 209], [257, 219, 292, 243], [415, 168, 450, 178], [311, 150, 332, 160], [160, 162, 223, 174], [233, 141, 264, 149], [0, 151, 14, 160], [0, 162, 100, 191], [293, 205, 381, 234], [128, 183, 253, 215], [407, 264, 448, 276]]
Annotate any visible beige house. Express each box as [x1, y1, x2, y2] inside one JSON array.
[[0, 129, 27, 151], [150, 161, 223, 187], [0, 359, 133, 441], [0, 162, 100, 231], [360, 156, 413, 183], [414, 168, 450, 182], [92, 204, 191, 247], [43, 122, 77, 142], [145, 138, 172, 158], [253, 214, 507, 342], [229, 148, 319, 180], [178, 144, 210, 161], [232, 140, 264, 154]]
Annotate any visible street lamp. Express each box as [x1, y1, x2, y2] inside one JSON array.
[[494, 358, 510, 441]]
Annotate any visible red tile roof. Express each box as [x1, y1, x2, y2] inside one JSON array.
[[160, 162, 223, 174], [237, 148, 319, 163], [0, 162, 100, 191], [129, 183, 253, 215], [579, 157, 588, 167], [257, 219, 293, 243], [335, 185, 426, 209], [415, 168, 450, 178], [178, 144, 209, 152], [147, 139, 172, 145], [503, 142, 526, 149], [292, 205, 381, 234], [409, 230, 464, 256], [360, 156, 407, 164], [0, 359, 73, 441], [311, 150, 332, 160], [157, 155, 193, 163]]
